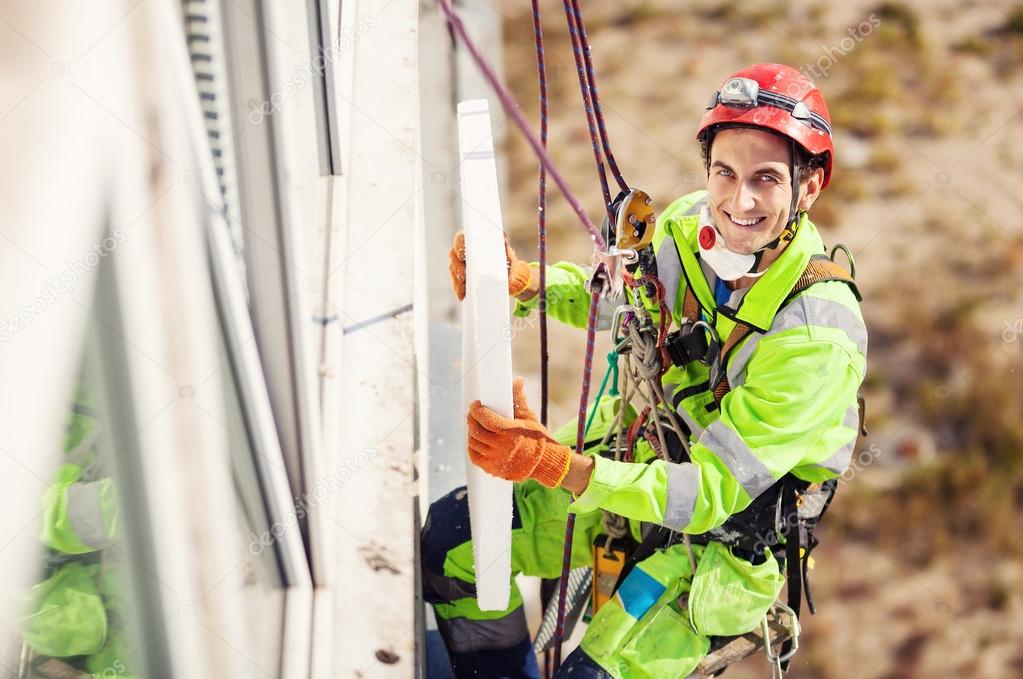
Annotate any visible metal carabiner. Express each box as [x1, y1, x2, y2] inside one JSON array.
[[762, 600, 801, 665], [773, 491, 787, 546], [691, 320, 721, 366], [611, 304, 638, 349], [829, 243, 856, 279]]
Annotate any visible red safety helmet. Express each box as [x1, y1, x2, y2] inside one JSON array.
[[697, 63, 834, 189]]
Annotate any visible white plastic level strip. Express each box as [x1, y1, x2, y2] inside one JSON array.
[[457, 98, 514, 611]]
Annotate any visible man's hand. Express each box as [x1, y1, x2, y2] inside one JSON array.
[[449, 232, 538, 302], [466, 377, 572, 488]]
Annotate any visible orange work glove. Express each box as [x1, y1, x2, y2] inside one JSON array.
[[466, 377, 573, 488], [449, 231, 534, 302]]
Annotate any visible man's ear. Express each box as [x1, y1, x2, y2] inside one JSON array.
[[798, 167, 825, 211]]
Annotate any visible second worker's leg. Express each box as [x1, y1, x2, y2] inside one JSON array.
[[422, 486, 540, 679]]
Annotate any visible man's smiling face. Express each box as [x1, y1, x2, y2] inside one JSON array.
[[706, 127, 807, 256]]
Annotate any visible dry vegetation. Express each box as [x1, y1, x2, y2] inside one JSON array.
[[496, 0, 1023, 676]]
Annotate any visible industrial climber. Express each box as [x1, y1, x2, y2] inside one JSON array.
[[423, 63, 867, 678]]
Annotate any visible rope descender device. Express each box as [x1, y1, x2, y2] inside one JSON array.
[[610, 188, 655, 252], [594, 188, 657, 298]]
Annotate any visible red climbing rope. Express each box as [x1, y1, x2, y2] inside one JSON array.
[[553, 286, 603, 669], [530, 6, 554, 672], [434, 1, 631, 670], [566, 0, 628, 196], [551, 0, 635, 666]]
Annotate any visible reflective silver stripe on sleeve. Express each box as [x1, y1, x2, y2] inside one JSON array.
[[663, 462, 700, 530], [842, 400, 860, 430], [65, 481, 113, 550], [815, 403, 861, 474], [699, 420, 776, 500], [727, 294, 868, 389]]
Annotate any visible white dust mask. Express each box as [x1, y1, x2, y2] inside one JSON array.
[[697, 205, 768, 282]]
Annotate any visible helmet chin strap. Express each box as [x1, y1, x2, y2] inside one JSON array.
[[761, 140, 803, 253]]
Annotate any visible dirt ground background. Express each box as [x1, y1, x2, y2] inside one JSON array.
[[490, 0, 1023, 676]]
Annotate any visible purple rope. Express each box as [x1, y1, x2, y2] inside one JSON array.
[[531, 0, 550, 431], [435, 0, 606, 251], [553, 289, 602, 668], [436, 1, 624, 668], [530, 5, 553, 671]]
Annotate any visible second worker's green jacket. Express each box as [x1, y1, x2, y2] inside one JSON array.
[[514, 190, 867, 535]]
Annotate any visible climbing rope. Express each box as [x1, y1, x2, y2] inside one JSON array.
[[607, 307, 699, 576], [547, 0, 643, 664], [530, 0, 551, 431], [529, 3, 553, 672], [434, 0, 606, 250], [434, 0, 650, 669], [561, 0, 628, 223], [552, 287, 603, 668]]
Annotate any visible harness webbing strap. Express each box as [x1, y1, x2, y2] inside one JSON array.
[[682, 284, 700, 323], [711, 255, 858, 405], [789, 256, 862, 303], [780, 484, 802, 671]]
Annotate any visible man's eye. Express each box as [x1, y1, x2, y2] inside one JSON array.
[[717, 168, 733, 177], [759, 174, 778, 183]]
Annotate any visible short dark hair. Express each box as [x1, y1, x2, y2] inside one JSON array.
[[699, 125, 829, 181]]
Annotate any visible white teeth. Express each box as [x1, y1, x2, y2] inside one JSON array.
[[729, 214, 763, 226]]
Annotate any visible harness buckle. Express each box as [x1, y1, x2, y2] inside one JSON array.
[[664, 319, 720, 368]]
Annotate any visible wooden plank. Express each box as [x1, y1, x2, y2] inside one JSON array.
[[694, 609, 792, 677]]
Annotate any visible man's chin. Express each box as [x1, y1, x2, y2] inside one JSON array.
[[720, 236, 759, 256]]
